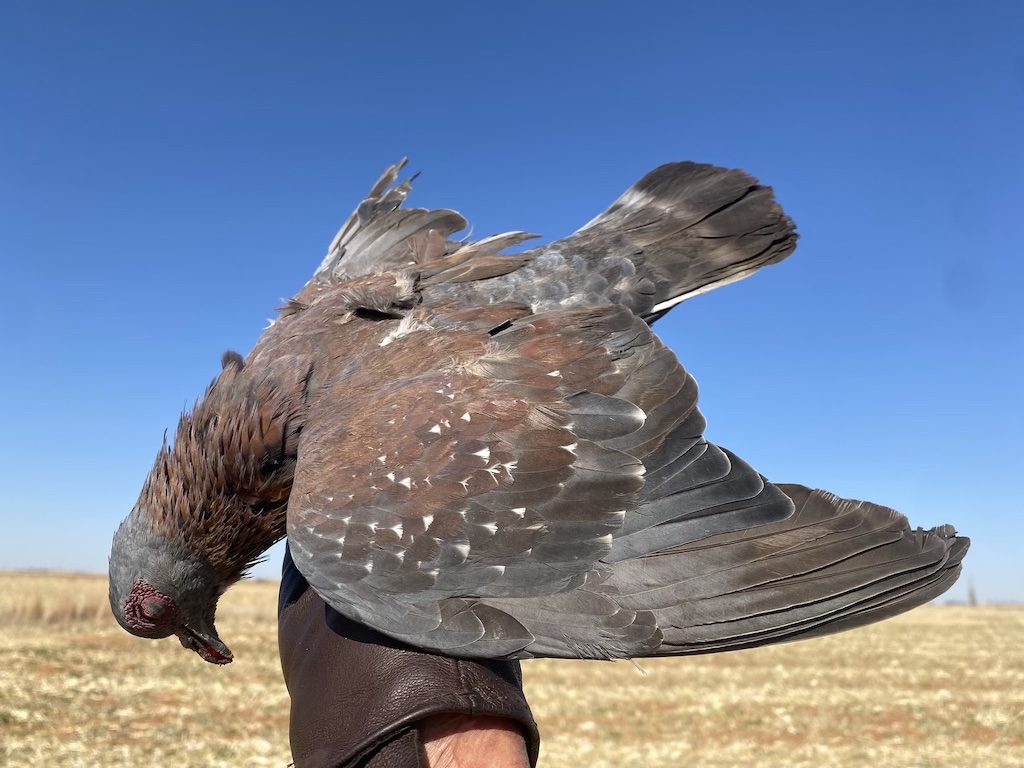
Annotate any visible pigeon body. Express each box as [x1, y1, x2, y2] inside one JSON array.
[[109, 160, 968, 663]]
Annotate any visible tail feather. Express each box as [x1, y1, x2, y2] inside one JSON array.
[[570, 162, 798, 321]]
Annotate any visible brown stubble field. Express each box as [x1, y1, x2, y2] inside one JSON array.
[[1, 572, 1021, 767]]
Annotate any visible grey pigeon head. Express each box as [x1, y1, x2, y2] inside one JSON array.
[[109, 508, 234, 664]]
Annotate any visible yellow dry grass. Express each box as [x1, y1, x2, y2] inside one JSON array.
[[1, 571, 1021, 767]]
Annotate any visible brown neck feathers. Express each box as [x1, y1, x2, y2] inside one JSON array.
[[139, 359, 305, 581]]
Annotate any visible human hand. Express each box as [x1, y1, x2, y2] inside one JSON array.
[[420, 714, 531, 768]]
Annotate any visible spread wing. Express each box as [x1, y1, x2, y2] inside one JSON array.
[[287, 302, 792, 656], [283, 163, 965, 660]]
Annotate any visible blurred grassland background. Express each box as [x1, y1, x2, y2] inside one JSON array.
[[1, 572, 1021, 767]]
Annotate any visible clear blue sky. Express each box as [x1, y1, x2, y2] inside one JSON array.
[[1, 2, 1021, 601]]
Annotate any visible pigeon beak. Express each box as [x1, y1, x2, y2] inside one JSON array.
[[178, 622, 234, 665]]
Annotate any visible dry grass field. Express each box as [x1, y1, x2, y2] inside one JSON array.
[[1, 572, 1021, 767]]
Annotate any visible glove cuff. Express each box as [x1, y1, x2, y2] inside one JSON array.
[[279, 552, 540, 768]]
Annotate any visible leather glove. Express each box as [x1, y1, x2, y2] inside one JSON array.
[[278, 545, 541, 768]]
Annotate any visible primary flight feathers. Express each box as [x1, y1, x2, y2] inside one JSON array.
[[112, 160, 966, 662]]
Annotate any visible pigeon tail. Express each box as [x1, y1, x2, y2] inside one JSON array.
[[569, 162, 798, 322]]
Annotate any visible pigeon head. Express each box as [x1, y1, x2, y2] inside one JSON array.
[[109, 513, 234, 663], [109, 351, 304, 664]]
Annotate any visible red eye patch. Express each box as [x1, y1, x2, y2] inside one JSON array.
[[123, 580, 180, 632]]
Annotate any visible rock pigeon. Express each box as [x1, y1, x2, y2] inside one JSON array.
[[109, 160, 968, 664]]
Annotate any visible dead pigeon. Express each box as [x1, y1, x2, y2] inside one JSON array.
[[109, 160, 968, 664]]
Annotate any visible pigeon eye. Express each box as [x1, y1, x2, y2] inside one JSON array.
[[140, 598, 167, 621]]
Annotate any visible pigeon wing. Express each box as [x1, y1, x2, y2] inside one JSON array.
[[286, 302, 790, 656]]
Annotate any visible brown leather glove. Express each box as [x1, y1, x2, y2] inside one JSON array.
[[278, 546, 541, 768]]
